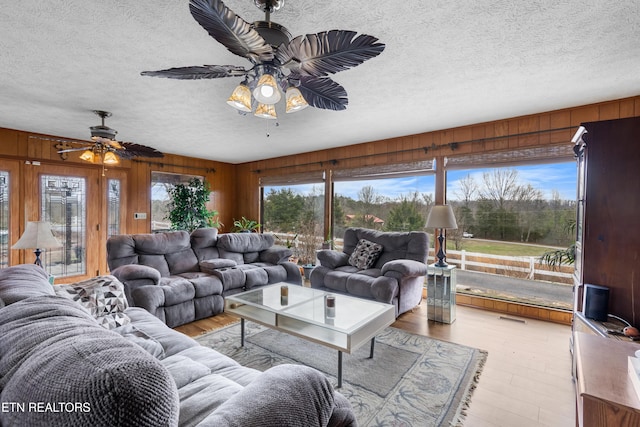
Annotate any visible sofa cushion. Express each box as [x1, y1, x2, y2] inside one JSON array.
[[55, 275, 131, 329], [217, 233, 276, 253], [0, 263, 54, 304], [0, 296, 179, 427], [317, 250, 350, 269], [166, 248, 200, 275], [244, 267, 269, 288], [135, 231, 197, 276], [198, 364, 335, 427], [348, 238, 383, 269], [190, 227, 220, 261], [161, 354, 212, 389]]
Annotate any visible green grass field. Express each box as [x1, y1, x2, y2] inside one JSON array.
[[446, 238, 560, 257]]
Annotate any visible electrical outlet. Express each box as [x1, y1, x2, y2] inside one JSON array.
[[134, 212, 147, 220]]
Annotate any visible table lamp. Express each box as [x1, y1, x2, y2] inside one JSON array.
[[12, 221, 62, 268], [425, 205, 458, 267]]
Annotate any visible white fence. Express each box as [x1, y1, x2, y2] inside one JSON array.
[[438, 249, 573, 284]]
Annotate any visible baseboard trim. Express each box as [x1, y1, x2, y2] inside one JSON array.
[[455, 294, 572, 325]]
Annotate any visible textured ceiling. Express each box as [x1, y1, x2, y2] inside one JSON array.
[[1, 0, 639, 163]]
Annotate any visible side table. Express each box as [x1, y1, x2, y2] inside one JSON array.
[[427, 264, 457, 324]]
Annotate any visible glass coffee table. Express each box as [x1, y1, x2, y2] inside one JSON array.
[[225, 283, 395, 387]]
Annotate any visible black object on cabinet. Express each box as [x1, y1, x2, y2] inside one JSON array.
[[573, 116, 640, 327]]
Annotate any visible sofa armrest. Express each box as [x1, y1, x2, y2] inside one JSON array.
[[111, 264, 161, 285], [259, 247, 293, 264], [200, 364, 339, 427], [381, 259, 428, 277], [317, 250, 350, 269]]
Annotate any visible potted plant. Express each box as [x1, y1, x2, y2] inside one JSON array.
[[302, 263, 315, 280], [539, 220, 576, 270], [167, 178, 221, 232], [232, 217, 260, 233], [321, 227, 333, 249]]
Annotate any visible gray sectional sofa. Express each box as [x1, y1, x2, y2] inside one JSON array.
[[0, 264, 356, 427], [107, 228, 302, 327], [310, 227, 429, 316]]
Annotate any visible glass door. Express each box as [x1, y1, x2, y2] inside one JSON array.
[[0, 160, 20, 269], [24, 163, 101, 281]]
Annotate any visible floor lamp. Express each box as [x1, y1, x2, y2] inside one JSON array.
[[12, 221, 62, 268], [425, 205, 458, 267]]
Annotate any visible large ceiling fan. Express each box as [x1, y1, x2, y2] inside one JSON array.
[[55, 110, 163, 168], [141, 0, 385, 119]]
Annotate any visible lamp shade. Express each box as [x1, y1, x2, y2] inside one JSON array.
[[252, 73, 281, 105], [254, 103, 278, 120], [425, 205, 458, 229], [79, 150, 95, 163], [103, 151, 120, 165], [12, 221, 62, 250], [285, 87, 309, 113], [226, 83, 252, 112]]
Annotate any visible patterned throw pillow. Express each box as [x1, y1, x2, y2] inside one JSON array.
[[348, 239, 383, 269], [55, 275, 130, 329]]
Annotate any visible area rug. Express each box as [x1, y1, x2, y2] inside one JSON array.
[[196, 322, 487, 427]]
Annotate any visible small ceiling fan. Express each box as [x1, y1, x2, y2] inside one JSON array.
[[55, 110, 164, 165], [141, 0, 385, 119]]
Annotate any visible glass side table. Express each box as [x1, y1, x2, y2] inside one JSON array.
[[427, 264, 457, 324]]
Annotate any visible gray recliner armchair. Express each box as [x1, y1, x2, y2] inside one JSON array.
[[310, 227, 429, 316]]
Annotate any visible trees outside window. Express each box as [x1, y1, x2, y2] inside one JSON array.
[[262, 184, 324, 265], [448, 166, 575, 247]]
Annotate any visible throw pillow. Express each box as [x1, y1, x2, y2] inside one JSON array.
[[348, 239, 383, 269], [55, 275, 130, 329]]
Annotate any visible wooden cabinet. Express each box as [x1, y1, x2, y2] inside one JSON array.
[[574, 332, 640, 426], [573, 116, 640, 326], [572, 117, 640, 426]]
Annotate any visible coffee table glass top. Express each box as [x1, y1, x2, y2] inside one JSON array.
[[227, 283, 393, 332]]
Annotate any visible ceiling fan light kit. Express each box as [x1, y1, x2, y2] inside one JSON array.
[[254, 102, 278, 119], [285, 87, 308, 113], [226, 83, 252, 112], [141, 0, 385, 120], [55, 110, 164, 175], [102, 151, 120, 165], [79, 150, 96, 163], [252, 69, 281, 104]]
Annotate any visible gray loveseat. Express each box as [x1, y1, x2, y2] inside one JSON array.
[[310, 227, 429, 316], [0, 264, 356, 427], [107, 228, 302, 327]]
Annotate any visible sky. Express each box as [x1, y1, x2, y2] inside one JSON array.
[[266, 161, 577, 202]]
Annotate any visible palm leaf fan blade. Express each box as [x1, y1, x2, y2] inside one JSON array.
[[140, 65, 247, 80], [189, 0, 273, 64], [141, 65, 248, 80], [119, 143, 164, 159], [276, 30, 385, 77], [297, 76, 348, 111]]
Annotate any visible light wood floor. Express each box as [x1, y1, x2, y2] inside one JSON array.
[[176, 300, 575, 427]]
